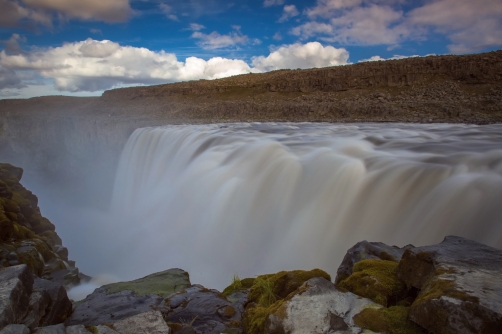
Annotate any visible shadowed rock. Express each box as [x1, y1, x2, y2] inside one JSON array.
[[0, 265, 33, 328]]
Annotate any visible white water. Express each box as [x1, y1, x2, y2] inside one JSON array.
[[103, 123, 502, 289]]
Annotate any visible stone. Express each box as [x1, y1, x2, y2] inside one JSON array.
[[163, 285, 242, 334], [0, 264, 34, 328], [102, 268, 191, 297], [263, 277, 380, 334], [113, 311, 171, 334], [21, 290, 51, 329], [335, 240, 412, 284], [65, 287, 164, 326], [65, 325, 90, 334], [33, 323, 66, 334], [397, 236, 502, 334], [95, 325, 119, 334], [33, 277, 73, 326], [0, 324, 29, 334]]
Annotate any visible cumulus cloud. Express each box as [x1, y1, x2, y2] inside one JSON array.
[[294, 0, 502, 51], [279, 5, 299, 22], [252, 41, 349, 71], [0, 38, 350, 95], [0, 0, 131, 28], [191, 27, 249, 49], [358, 54, 418, 62], [263, 0, 284, 7]]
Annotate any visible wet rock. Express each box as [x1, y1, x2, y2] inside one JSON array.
[[335, 240, 412, 284], [397, 236, 502, 334], [65, 288, 164, 326], [0, 264, 34, 328], [0, 324, 29, 334], [113, 310, 171, 334], [263, 277, 379, 334], [163, 285, 241, 334], [33, 278, 73, 326], [33, 323, 66, 334]]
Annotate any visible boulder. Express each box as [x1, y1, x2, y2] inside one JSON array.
[[113, 311, 171, 334], [21, 290, 51, 329], [163, 285, 242, 334], [95, 325, 119, 334], [0, 265, 34, 328], [65, 325, 91, 334], [335, 240, 412, 284], [397, 236, 502, 334], [102, 268, 191, 297], [65, 288, 164, 326], [263, 277, 379, 334], [33, 323, 66, 334], [33, 278, 73, 326], [0, 324, 29, 334]]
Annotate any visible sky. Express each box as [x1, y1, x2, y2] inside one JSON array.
[[0, 0, 501, 99]]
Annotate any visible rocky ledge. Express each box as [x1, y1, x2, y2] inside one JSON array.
[[1, 164, 501, 334]]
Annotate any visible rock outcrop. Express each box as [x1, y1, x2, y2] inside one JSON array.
[[0, 163, 88, 289]]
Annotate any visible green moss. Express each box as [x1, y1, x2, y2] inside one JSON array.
[[338, 259, 406, 306], [413, 278, 479, 306], [18, 248, 44, 276], [84, 325, 98, 334], [104, 269, 191, 297], [222, 275, 255, 297], [243, 269, 330, 334], [354, 306, 425, 334]]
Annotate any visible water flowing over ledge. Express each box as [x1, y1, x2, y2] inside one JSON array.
[[108, 123, 502, 289]]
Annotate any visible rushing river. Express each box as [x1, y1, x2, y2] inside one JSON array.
[[91, 122, 501, 289]]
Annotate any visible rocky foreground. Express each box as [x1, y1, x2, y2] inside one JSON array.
[[1, 164, 502, 334]]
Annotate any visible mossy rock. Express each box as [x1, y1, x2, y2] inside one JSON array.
[[248, 268, 331, 307], [354, 306, 426, 334], [243, 269, 331, 334], [103, 268, 191, 297], [222, 277, 255, 297], [0, 217, 15, 241], [338, 259, 407, 306], [0, 163, 23, 181]]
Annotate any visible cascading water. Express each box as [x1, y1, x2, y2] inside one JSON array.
[[107, 123, 502, 289]]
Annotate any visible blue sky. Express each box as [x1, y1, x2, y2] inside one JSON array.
[[1, 0, 501, 98]]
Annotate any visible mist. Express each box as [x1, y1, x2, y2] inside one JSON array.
[[17, 122, 502, 292]]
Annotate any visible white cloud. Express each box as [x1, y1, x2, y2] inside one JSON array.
[[186, 23, 206, 31], [191, 27, 249, 49], [294, 0, 502, 51], [279, 5, 299, 22], [0, 0, 131, 28], [252, 41, 349, 71], [273, 32, 282, 40], [263, 0, 285, 7], [159, 3, 178, 21], [358, 54, 418, 62], [0, 38, 350, 96]]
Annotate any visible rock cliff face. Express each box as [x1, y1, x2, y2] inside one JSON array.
[[0, 51, 501, 200]]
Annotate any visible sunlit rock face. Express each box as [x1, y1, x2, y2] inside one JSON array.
[[98, 123, 502, 289]]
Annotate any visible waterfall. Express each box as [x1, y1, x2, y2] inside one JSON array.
[[107, 123, 502, 289]]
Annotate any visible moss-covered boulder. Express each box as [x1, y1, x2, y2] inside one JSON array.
[[242, 269, 331, 334], [103, 268, 191, 297], [354, 306, 425, 334], [337, 259, 407, 307]]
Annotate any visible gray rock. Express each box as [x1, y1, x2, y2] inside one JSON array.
[[33, 323, 66, 334], [397, 236, 502, 334], [0, 324, 30, 334], [335, 240, 412, 284], [95, 325, 119, 334], [33, 278, 73, 326], [113, 311, 170, 334], [163, 285, 241, 334], [21, 290, 51, 329], [64, 288, 164, 326], [0, 264, 34, 328], [264, 277, 380, 334], [65, 325, 90, 334]]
